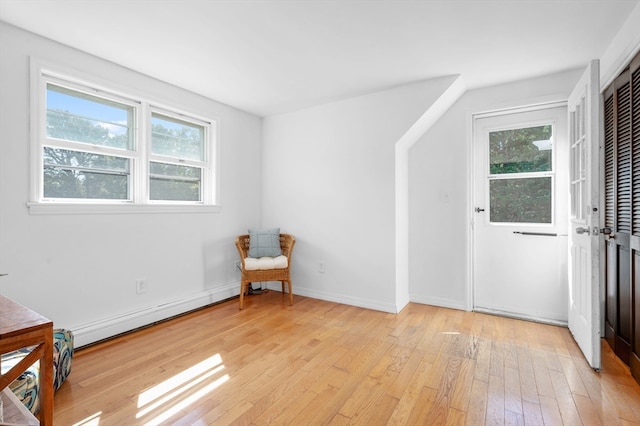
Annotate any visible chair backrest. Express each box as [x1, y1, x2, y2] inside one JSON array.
[[236, 233, 295, 259]]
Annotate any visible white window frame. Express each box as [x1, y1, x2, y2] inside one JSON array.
[[28, 58, 220, 214], [147, 107, 214, 205]]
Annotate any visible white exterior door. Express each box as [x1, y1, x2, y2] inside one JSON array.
[[473, 104, 569, 323], [568, 60, 601, 370]]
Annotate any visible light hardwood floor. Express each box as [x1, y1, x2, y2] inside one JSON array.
[[54, 291, 640, 425]]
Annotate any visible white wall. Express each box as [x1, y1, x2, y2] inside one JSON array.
[[262, 77, 457, 313], [0, 23, 263, 347], [408, 69, 584, 311], [600, 1, 640, 90], [407, 1, 640, 312]]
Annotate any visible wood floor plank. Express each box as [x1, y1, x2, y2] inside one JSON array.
[[425, 351, 451, 390], [445, 407, 467, 425], [51, 293, 640, 425], [330, 413, 351, 425], [465, 379, 488, 425], [386, 357, 433, 425], [522, 400, 545, 426], [423, 355, 463, 424], [474, 337, 492, 384], [386, 347, 428, 399], [517, 345, 540, 404], [337, 375, 381, 419], [504, 342, 519, 371], [600, 375, 640, 423], [351, 393, 399, 426], [405, 386, 437, 425], [450, 357, 475, 412], [531, 348, 556, 398], [342, 346, 403, 424], [504, 409, 525, 426], [288, 384, 340, 426], [549, 368, 583, 425], [489, 341, 505, 379], [557, 354, 590, 398], [573, 393, 603, 426], [539, 394, 564, 425], [347, 373, 399, 426], [504, 366, 524, 415], [485, 373, 505, 425]]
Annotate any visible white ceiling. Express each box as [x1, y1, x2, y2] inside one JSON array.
[[0, 0, 637, 116]]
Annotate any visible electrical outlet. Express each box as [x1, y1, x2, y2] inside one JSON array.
[[136, 279, 147, 294], [235, 260, 242, 272]]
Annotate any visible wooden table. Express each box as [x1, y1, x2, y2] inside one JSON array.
[[0, 295, 53, 425]]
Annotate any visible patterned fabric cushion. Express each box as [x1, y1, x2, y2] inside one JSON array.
[[53, 328, 74, 391], [2, 348, 40, 415], [0, 328, 74, 416]]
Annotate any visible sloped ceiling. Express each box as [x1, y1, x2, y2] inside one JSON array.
[[0, 0, 637, 117]]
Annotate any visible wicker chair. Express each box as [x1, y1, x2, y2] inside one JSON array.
[[235, 233, 296, 309]]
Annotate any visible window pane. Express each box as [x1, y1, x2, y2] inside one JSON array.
[[489, 125, 552, 174], [149, 162, 201, 201], [43, 147, 129, 199], [46, 84, 133, 149], [151, 114, 204, 161], [490, 177, 552, 223]]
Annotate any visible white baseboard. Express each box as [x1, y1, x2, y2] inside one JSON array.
[[473, 306, 568, 326], [72, 284, 476, 347], [409, 295, 469, 312], [265, 283, 397, 314], [72, 282, 239, 347]]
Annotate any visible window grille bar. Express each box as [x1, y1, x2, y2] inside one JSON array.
[[44, 164, 129, 176], [47, 110, 130, 131], [149, 174, 201, 183]]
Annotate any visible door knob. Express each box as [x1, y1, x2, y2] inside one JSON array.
[[600, 227, 615, 238], [576, 227, 590, 234], [475, 207, 485, 213]]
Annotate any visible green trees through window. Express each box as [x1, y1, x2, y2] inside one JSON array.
[[149, 114, 204, 201], [488, 125, 553, 224]]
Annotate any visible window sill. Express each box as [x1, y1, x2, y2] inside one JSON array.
[[27, 202, 222, 215]]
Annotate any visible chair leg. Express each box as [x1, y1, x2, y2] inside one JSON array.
[[239, 282, 246, 310], [288, 280, 293, 306], [281, 281, 285, 293]]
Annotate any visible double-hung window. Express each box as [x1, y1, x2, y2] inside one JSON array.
[[31, 63, 217, 213], [43, 81, 136, 201], [149, 111, 208, 202]]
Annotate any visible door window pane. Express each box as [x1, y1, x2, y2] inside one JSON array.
[[489, 125, 552, 174], [490, 177, 552, 223]]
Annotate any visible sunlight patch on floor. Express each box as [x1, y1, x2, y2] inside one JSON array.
[[72, 411, 102, 426], [136, 353, 229, 424], [143, 374, 229, 425]]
